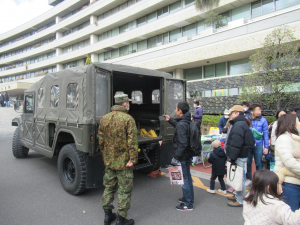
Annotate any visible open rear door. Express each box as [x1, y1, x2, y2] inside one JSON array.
[[162, 78, 186, 142]]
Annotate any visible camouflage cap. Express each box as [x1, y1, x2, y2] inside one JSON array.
[[114, 94, 132, 104]]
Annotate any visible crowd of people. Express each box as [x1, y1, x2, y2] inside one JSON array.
[[211, 102, 300, 224], [97, 94, 300, 225], [0, 91, 10, 107]]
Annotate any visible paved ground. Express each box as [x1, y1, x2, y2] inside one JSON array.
[[0, 107, 244, 225], [0, 107, 19, 136]]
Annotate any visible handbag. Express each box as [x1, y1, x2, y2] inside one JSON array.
[[168, 166, 184, 185], [226, 162, 243, 191], [252, 127, 263, 140]]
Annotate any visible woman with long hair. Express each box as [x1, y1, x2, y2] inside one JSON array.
[[274, 114, 300, 211], [243, 170, 300, 224]]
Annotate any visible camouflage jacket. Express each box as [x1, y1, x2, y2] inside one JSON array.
[[98, 105, 138, 170]]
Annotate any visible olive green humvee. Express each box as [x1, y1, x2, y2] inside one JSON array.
[[12, 63, 186, 195]]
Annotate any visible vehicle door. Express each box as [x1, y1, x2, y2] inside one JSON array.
[[23, 92, 35, 148], [92, 67, 111, 155], [162, 79, 186, 142], [34, 87, 47, 149]]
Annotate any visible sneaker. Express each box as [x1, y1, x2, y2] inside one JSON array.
[[176, 204, 193, 211], [245, 179, 252, 187], [206, 189, 215, 194], [227, 187, 235, 193], [178, 197, 185, 204], [227, 195, 236, 201], [218, 189, 227, 195], [227, 201, 243, 207]]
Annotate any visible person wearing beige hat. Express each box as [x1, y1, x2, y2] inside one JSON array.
[[206, 140, 227, 195], [225, 105, 255, 207]]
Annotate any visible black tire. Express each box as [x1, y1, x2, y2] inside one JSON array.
[[57, 144, 87, 195], [12, 128, 29, 158], [139, 145, 160, 174]]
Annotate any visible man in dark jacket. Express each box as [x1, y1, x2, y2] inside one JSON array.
[[206, 140, 227, 195], [225, 105, 255, 207], [192, 100, 203, 127], [5, 92, 9, 107], [241, 101, 250, 117], [164, 101, 194, 211], [218, 109, 229, 134]]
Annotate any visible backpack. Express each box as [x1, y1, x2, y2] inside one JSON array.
[[188, 122, 202, 157]]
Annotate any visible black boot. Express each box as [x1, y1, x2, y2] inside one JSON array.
[[116, 214, 134, 225], [104, 209, 116, 225]]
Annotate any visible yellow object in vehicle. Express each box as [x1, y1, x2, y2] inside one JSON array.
[[140, 128, 147, 136], [147, 130, 157, 138], [138, 148, 141, 152]]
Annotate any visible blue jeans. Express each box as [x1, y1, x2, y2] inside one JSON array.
[[181, 161, 194, 207], [235, 158, 247, 204], [6, 101, 9, 107], [282, 182, 300, 212], [247, 145, 263, 180]]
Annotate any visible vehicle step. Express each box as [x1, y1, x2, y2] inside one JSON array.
[[134, 162, 153, 170]]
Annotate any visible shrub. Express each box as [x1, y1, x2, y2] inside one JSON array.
[[265, 116, 276, 125]]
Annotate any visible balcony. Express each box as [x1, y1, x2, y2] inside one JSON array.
[[48, 0, 64, 6]]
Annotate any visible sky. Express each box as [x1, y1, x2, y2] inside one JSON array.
[[0, 0, 53, 35]]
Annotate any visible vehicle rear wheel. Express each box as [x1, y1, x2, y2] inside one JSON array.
[[12, 128, 29, 158], [57, 144, 87, 195], [139, 145, 160, 174]]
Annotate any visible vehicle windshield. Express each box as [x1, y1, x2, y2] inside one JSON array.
[[95, 68, 110, 117], [167, 80, 184, 117]]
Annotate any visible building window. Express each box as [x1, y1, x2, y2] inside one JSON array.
[[147, 11, 157, 23], [229, 88, 239, 96], [37, 87, 45, 108], [111, 49, 119, 59], [147, 37, 157, 49], [204, 65, 214, 78], [213, 89, 227, 96], [185, 67, 202, 80], [228, 58, 252, 75], [137, 40, 147, 51], [67, 83, 79, 109], [170, 28, 181, 42], [183, 23, 196, 37], [276, 0, 299, 10], [50, 85, 59, 108], [111, 27, 119, 37], [185, 0, 195, 7], [137, 16, 147, 26], [158, 6, 169, 18], [170, 1, 181, 13], [231, 4, 250, 21], [215, 62, 226, 77]]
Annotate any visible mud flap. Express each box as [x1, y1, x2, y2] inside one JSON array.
[[86, 154, 105, 189], [160, 142, 173, 168]]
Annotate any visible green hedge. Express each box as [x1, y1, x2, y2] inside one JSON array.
[[202, 115, 223, 127], [192, 113, 277, 127]]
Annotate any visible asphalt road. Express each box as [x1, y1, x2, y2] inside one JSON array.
[[0, 135, 244, 225]]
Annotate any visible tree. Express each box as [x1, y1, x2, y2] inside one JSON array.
[[85, 54, 92, 65], [239, 26, 300, 113], [194, 0, 224, 27]]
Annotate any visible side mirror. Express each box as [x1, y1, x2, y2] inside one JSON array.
[[14, 101, 23, 113]]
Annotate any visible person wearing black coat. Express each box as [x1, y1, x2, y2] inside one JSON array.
[[5, 92, 9, 107], [206, 140, 227, 195], [164, 101, 194, 211], [225, 105, 255, 207]]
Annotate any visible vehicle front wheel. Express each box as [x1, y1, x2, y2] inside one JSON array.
[[12, 128, 29, 158], [57, 144, 87, 195]]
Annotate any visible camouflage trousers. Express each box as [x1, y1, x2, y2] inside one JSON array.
[[102, 167, 134, 218]]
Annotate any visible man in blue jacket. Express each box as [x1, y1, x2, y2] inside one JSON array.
[[218, 109, 229, 134], [192, 100, 203, 127], [245, 103, 269, 187]]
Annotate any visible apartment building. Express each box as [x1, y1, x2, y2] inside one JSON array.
[[0, 0, 300, 113]]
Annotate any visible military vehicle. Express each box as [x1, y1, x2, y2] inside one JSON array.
[[12, 63, 186, 195]]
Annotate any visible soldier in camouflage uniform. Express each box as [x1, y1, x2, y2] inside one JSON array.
[[99, 94, 138, 225]]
